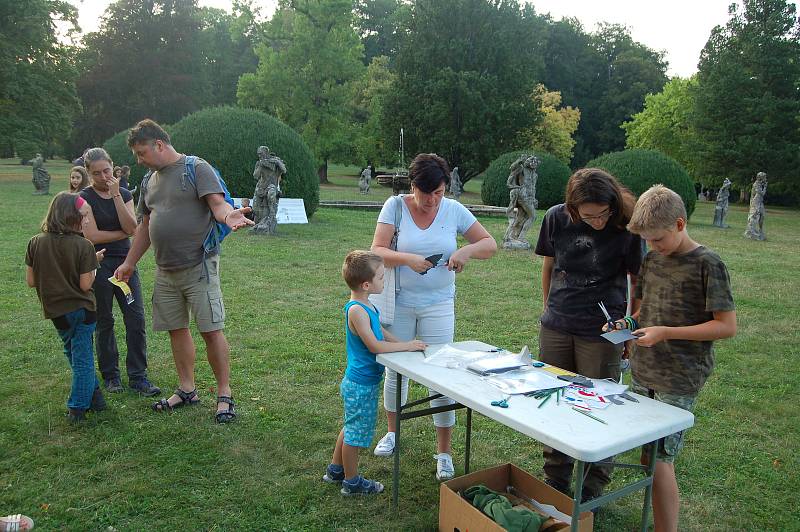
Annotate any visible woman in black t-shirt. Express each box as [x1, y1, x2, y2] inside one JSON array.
[[534, 168, 642, 502], [80, 148, 159, 397]]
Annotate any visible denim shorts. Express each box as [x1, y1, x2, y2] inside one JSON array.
[[340, 377, 381, 448], [630, 379, 698, 463]]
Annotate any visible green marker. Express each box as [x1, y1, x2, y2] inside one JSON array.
[[572, 407, 608, 425], [538, 393, 552, 409]]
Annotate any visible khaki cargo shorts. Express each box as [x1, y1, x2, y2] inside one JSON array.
[[152, 255, 225, 333], [630, 378, 698, 463]]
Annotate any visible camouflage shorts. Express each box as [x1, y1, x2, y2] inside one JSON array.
[[630, 379, 697, 463]]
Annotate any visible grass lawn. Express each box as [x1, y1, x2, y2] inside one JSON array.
[[1, 158, 798, 530]]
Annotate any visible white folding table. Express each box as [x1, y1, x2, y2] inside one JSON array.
[[377, 341, 695, 531]]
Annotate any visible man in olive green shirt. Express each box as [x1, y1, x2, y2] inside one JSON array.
[[115, 119, 253, 423]]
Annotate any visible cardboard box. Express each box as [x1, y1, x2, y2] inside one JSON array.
[[439, 463, 593, 532]]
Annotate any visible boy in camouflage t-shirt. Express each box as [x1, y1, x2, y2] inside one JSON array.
[[615, 185, 736, 532]]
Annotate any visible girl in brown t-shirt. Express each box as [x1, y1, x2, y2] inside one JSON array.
[[25, 192, 105, 422]]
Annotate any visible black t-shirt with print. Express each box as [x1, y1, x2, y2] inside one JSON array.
[[535, 204, 642, 337]]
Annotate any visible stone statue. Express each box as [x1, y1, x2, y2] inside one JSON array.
[[744, 172, 767, 241], [359, 166, 371, 194], [712, 178, 732, 228], [251, 146, 287, 235], [449, 166, 462, 200], [502, 155, 539, 250], [31, 154, 51, 195]]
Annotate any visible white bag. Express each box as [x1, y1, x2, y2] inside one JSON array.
[[369, 195, 402, 325]]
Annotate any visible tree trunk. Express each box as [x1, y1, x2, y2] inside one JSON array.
[[318, 160, 328, 184], [739, 188, 749, 204]]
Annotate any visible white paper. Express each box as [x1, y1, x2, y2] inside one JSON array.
[[423, 344, 499, 368], [588, 378, 629, 397], [601, 329, 638, 344], [483, 368, 569, 395]]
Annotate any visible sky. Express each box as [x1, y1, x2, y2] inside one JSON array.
[[65, 0, 737, 78]]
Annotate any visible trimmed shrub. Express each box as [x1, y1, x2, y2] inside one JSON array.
[[481, 150, 571, 209], [586, 149, 696, 218], [170, 106, 318, 216]]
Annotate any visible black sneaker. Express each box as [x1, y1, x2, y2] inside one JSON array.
[[104, 377, 124, 393], [68, 408, 87, 423], [129, 378, 161, 397], [89, 387, 107, 412]]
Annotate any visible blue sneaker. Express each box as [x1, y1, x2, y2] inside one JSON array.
[[129, 378, 161, 397], [340, 475, 384, 496], [323, 464, 345, 484]]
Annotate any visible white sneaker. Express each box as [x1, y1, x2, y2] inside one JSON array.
[[434, 453, 455, 481], [373, 432, 395, 456]]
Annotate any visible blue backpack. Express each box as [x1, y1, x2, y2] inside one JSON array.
[[141, 155, 235, 256]]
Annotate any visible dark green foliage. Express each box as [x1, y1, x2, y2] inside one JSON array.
[[691, 0, 800, 202], [543, 21, 668, 167], [481, 150, 571, 209], [384, 0, 547, 180], [0, 0, 80, 159], [169, 106, 319, 216], [587, 149, 696, 218]]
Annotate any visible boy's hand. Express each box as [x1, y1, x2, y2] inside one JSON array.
[[633, 326, 669, 347], [96, 248, 106, 263], [406, 339, 427, 352], [602, 318, 626, 333]]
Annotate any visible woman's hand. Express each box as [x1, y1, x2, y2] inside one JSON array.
[[106, 175, 121, 197], [447, 247, 471, 273], [407, 254, 434, 273]]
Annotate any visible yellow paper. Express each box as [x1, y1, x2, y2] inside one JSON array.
[[539, 365, 576, 377], [108, 276, 134, 304]]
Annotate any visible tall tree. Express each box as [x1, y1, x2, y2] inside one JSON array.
[[623, 77, 699, 178], [354, 0, 408, 65], [69, 0, 210, 153], [692, 0, 800, 199], [543, 20, 668, 167], [351, 55, 397, 166], [237, 0, 366, 182], [384, 0, 547, 180], [0, 0, 80, 159]]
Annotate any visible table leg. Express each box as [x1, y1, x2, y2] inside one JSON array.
[[465, 408, 472, 474], [571, 460, 585, 532], [640, 439, 659, 532], [392, 370, 403, 511]]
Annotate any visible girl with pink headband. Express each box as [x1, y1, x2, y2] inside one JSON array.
[[24, 192, 106, 423]]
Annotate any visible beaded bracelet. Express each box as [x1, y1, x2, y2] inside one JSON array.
[[623, 316, 639, 330]]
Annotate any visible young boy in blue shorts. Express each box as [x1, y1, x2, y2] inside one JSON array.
[[609, 185, 736, 531], [324, 250, 426, 495]]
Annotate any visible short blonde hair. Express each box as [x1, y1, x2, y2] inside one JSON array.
[[627, 184, 686, 234], [342, 250, 383, 290]]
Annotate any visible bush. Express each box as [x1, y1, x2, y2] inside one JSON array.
[[481, 150, 571, 209], [170, 106, 319, 216], [586, 149, 696, 218]]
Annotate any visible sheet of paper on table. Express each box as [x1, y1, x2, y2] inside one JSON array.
[[483, 367, 570, 395]]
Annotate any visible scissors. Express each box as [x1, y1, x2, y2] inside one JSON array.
[[598, 301, 616, 331], [491, 395, 510, 408], [420, 254, 444, 275]]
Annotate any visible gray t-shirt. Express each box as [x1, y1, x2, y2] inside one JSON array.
[[138, 155, 223, 270]]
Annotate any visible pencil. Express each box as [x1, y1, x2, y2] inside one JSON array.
[[572, 407, 607, 424]]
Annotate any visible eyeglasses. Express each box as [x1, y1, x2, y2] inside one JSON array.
[[579, 209, 613, 222]]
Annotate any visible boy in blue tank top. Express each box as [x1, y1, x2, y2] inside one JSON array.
[[323, 250, 426, 496]]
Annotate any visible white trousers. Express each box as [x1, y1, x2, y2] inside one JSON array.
[[383, 299, 456, 427]]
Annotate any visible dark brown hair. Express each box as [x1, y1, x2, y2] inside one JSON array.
[[42, 192, 83, 234], [127, 118, 171, 147], [409, 153, 450, 193], [342, 250, 384, 290], [565, 168, 636, 229], [68, 166, 89, 192]]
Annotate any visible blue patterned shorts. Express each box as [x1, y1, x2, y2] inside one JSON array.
[[340, 377, 381, 448]]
